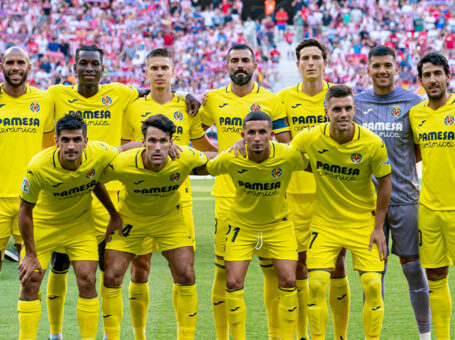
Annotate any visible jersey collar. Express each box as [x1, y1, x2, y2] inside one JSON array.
[[323, 122, 361, 141], [225, 81, 260, 95], [52, 147, 87, 169], [296, 81, 330, 97], [0, 83, 32, 97], [71, 83, 104, 99], [144, 93, 180, 104]]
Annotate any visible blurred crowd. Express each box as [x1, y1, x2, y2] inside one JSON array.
[[0, 0, 454, 94]]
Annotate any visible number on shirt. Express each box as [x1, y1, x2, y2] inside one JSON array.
[[231, 227, 240, 242], [309, 232, 319, 249], [123, 224, 133, 237]]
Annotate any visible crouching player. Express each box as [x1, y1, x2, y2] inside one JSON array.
[[206, 111, 309, 340], [17, 114, 123, 340], [101, 114, 215, 340], [291, 85, 392, 339]]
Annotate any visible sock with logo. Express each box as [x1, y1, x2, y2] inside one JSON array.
[[129, 281, 149, 340], [47, 269, 68, 336], [329, 276, 350, 340], [77, 296, 100, 339], [18, 299, 41, 340], [278, 287, 299, 340], [296, 278, 309, 340], [226, 288, 247, 340], [428, 276, 451, 340], [260, 258, 280, 338], [308, 270, 330, 340], [361, 272, 384, 340], [176, 283, 198, 340], [101, 286, 122, 340], [212, 258, 228, 340]]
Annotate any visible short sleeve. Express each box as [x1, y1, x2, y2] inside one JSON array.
[[370, 140, 392, 178], [199, 93, 215, 127], [43, 94, 55, 133], [189, 114, 206, 140], [271, 99, 290, 135], [118, 83, 139, 109], [187, 147, 208, 168], [290, 129, 312, 154], [19, 164, 41, 204], [99, 162, 116, 184], [289, 145, 309, 171], [206, 151, 231, 176]]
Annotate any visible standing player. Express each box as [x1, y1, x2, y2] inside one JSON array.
[[121, 48, 217, 339], [292, 85, 392, 339], [354, 45, 431, 339], [0, 46, 54, 275], [200, 44, 291, 340], [410, 53, 455, 340], [278, 38, 349, 340], [207, 111, 309, 340], [17, 114, 122, 340], [102, 114, 214, 340]]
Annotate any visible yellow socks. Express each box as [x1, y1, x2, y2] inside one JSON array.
[[226, 288, 246, 340], [278, 287, 298, 340], [428, 276, 452, 340], [47, 269, 68, 335], [308, 270, 330, 340], [18, 299, 41, 340], [360, 272, 384, 340], [212, 258, 228, 340], [328, 276, 350, 339], [259, 259, 280, 338], [76, 296, 99, 340], [129, 281, 149, 340], [176, 283, 198, 340], [102, 286, 122, 340], [296, 278, 309, 340]]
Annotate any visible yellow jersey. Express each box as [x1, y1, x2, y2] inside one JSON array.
[[0, 84, 54, 197], [200, 82, 290, 197], [291, 123, 392, 227], [278, 81, 332, 195], [19, 141, 118, 225], [207, 142, 307, 228], [101, 146, 208, 224], [409, 94, 455, 210]]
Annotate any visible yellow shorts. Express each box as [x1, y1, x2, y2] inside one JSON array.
[[139, 200, 194, 254], [0, 197, 22, 245], [224, 218, 298, 262], [107, 207, 193, 255], [287, 193, 315, 252], [92, 189, 119, 244], [307, 223, 384, 272], [418, 205, 455, 268], [20, 215, 98, 269]]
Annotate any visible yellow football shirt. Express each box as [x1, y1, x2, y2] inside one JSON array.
[[200, 82, 290, 197], [101, 146, 208, 224], [410, 94, 455, 210], [278, 81, 332, 194], [207, 142, 307, 227], [0, 84, 54, 197], [291, 122, 392, 227], [19, 141, 118, 225]]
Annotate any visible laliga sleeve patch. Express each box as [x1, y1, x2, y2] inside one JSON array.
[[21, 177, 30, 194]]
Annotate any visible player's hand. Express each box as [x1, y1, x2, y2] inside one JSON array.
[[105, 212, 123, 244], [18, 254, 43, 284], [185, 93, 201, 117], [169, 141, 182, 160], [369, 229, 387, 261], [200, 91, 209, 106], [228, 138, 246, 157]]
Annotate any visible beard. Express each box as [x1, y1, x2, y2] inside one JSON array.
[[230, 69, 253, 85], [3, 70, 28, 87]]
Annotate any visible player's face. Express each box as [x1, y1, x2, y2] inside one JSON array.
[[241, 120, 273, 154], [297, 46, 327, 82], [226, 49, 256, 86], [367, 55, 398, 91], [74, 51, 103, 86], [0, 50, 31, 87], [56, 129, 88, 163], [325, 96, 356, 132], [419, 62, 450, 101], [143, 126, 171, 166], [145, 56, 174, 90]]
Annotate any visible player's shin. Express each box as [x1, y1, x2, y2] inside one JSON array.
[[307, 270, 330, 340], [77, 296, 100, 340], [225, 288, 246, 340], [360, 272, 384, 340], [296, 278, 309, 340], [18, 299, 41, 340], [102, 286, 123, 340], [47, 269, 68, 337], [259, 258, 280, 339], [278, 287, 298, 340], [176, 283, 198, 340], [212, 257, 229, 340], [129, 281, 149, 340], [428, 275, 451, 340], [328, 276, 350, 339]]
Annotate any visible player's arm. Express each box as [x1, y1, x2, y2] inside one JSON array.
[[18, 200, 43, 283], [275, 131, 291, 143], [191, 135, 218, 152], [415, 144, 422, 163], [369, 173, 392, 261], [192, 152, 218, 175], [116, 141, 143, 152], [137, 88, 151, 97], [93, 182, 123, 243], [173, 91, 201, 116], [42, 131, 55, 149]]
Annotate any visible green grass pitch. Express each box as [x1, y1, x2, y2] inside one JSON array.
[[1, 178, 454, 339]]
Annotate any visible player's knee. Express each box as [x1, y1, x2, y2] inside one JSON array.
[[361, 272, 382, 300], [426, 267, 448, 280], [296, 261, 308, 278], [76, 271, 97, 292], [50, 252, 71, 273], [175, 267, 195, 285], [309, 272, 329, 298], [226, 277, 243, 290], [103, 270, 123, 287], [278, 276, 296, 289]]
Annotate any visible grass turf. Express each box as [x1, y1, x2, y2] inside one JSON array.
[[1, 178, 454, 339]]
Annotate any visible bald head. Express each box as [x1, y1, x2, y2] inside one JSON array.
[[1, 46, 31, 88], [2, 46, 29, 62]]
